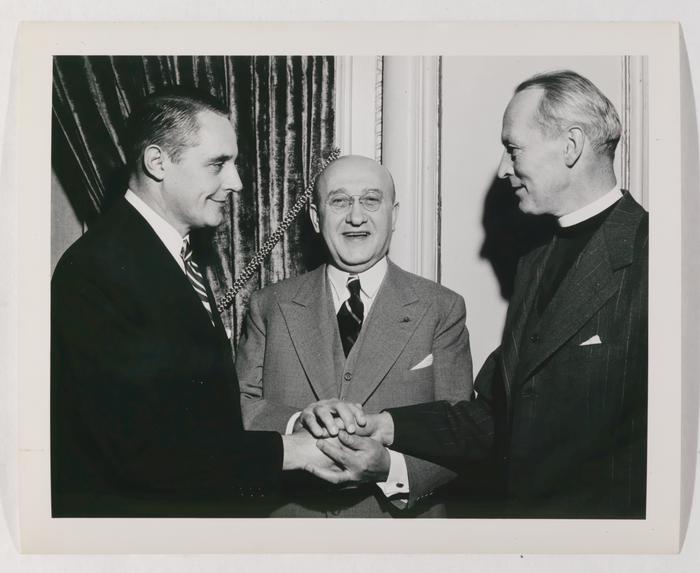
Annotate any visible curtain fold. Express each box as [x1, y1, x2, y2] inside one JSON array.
[[52, 55, 335, 346]]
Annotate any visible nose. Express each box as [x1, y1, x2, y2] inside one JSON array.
[[497, 150, 513, 179], [345, 197, 367, 225], [223, 163, 243, 193]]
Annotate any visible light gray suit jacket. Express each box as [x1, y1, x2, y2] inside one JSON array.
[[237, 260, 473, 517]]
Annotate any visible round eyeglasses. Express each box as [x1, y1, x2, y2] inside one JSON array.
[[326, 192, 384, 213]]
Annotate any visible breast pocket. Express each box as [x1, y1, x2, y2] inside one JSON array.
[[402, 364, 436, 400]]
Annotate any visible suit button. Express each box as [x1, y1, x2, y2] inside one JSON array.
[[344, 372, 352, 381], [529, 334, 539, 343]]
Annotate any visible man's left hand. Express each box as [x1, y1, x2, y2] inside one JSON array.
[[304, 430, 390, 485]]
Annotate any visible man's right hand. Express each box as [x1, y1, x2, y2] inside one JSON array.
[[297, 398, 367, 438], [281, 430, 342, 473]]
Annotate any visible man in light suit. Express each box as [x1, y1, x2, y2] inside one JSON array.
[[51, 88, 332, 517], [236, 155, 473, 517], [307, 71, 648, 519]]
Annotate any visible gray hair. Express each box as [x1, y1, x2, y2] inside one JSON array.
[[516, 70, 621, 159]]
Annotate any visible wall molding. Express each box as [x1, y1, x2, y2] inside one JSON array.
[[620, 56, 648, 208], [334, 56, 381, 159], [381, 56, 441, 279]]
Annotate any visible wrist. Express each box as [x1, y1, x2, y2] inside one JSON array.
[[378, 412, 395, 446], [378, 447, 391, 481], [281, 433, 303, 471]]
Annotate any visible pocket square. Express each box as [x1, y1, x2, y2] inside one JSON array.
[[410, 354, 433, 370], [579, 334, 602, 346]]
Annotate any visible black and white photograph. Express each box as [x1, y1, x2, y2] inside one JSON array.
[[49, 54, 648, 521], [7, 21, 694, 555]]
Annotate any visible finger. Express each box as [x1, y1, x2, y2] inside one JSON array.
[[353, 404, 367, 427], [337, 429, 366, 450], [304, 464, 350, 485], [333, 402, 359, 434], [301, 412, 329, 438], [315, 407, 341, 437], [317, 438, 353, 467], [353, 421, 374, 437]]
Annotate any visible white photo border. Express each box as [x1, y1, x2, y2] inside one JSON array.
[[15, 21, 689, 553]]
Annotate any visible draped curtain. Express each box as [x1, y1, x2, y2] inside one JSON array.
[[52, 55, 335, 346]]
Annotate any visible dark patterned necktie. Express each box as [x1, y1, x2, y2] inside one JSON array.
[[181, 236, 214, 324], [337, 275, 364, 357]]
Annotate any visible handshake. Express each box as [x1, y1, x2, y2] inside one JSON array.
[[281, 399, 396, 485]]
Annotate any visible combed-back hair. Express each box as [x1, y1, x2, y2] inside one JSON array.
[[123, 86, 229, 173], [516, 70, 621, 159]]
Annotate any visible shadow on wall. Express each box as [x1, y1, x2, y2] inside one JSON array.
[[479, 176, 556, 301]]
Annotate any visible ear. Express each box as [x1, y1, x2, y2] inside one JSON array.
[[563, 126, 585, 168], [142, 144, 166, 181], [309, 202, 321, 234], [391, 202, 400, 232]]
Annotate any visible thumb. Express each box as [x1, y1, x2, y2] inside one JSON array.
[[337, 429, 364, 450]]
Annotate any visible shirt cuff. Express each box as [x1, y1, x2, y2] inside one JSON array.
[[376, 449, 409, 508], [286, 412, 301, 435]]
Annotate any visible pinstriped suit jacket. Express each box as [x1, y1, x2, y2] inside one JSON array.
[[236, 260, 473, 517], [389, 192, 648, 518]]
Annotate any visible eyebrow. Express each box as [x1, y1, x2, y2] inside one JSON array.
[[327, 187, 384, 195], [208, 154, 235, 164]]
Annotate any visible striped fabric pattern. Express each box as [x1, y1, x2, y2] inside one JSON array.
[[181, 236, 214, 324], [336, 275, 364, 357]]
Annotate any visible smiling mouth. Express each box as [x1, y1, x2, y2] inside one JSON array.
[[343, 231, 371, 239]]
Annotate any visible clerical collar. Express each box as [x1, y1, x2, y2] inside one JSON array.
[[125, 189, 186, 270], [327, 257, 388, 301], [558, 186, 623, 228]]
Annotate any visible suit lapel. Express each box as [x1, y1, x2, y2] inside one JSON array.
[[346, 262, 429, 405], [515, 193, 644, 384], [278, 266, 339, 400], [499, 244, 551, 394], [119, 200, 219, 343]]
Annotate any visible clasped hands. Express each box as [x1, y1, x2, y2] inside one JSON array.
[[285, 399, 395, 485]]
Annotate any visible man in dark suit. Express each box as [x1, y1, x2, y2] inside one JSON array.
[[236, 155, 473, 517], [305, 70, 648, 519], [51, 88, 332, 517]]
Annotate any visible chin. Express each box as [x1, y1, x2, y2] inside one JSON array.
[[515, 197, 537, 215], [204, 211, 225, 227], [338, 259, 374, 273]]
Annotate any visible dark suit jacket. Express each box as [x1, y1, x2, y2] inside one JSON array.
[[388, 192, 648, 518], [51, 198, 283, 517], [237, 261, 473, 517]]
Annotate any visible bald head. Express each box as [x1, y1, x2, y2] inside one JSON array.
[[314, 155, 395, 205], [310, 154, 399, 273]]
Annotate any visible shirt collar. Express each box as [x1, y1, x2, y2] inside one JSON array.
[[327, 257, 388, 301], [125, 189, 186, 265], [558, 185, 623, 228]]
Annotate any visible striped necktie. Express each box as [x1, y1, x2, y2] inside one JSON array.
[[181, 236, 214, 324], [337, 274, 364, 357]]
